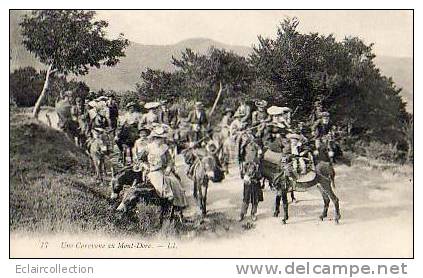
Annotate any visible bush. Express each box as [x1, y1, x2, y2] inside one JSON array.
[[352, 140, 404, 163]]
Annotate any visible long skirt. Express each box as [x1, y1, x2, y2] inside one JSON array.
[[148, 171, 188, 208]]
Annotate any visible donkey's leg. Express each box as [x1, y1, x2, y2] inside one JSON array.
[[202, 183, 208, 216], [321, 180, 341, 223], [197, 182, 204, 217], [193, 180, 198, 199], [160, 199, 171, 226], [317, 184, 330, 221], [281, 190, 289, 224], [290, 190, 297, 203]]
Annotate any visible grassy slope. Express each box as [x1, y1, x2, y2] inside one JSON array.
[[9, 111, 237, 238], [9, 111, 142, 234]]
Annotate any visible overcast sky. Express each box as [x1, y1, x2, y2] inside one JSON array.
[[96, 10, 413, 58]]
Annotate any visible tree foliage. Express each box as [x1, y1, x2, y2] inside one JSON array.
[[20, 10, 129, 75], [250, 17, 409, 144], [10, 67, 90, 107], [19, 10, 129, 118], [137, 47, 254, 106]]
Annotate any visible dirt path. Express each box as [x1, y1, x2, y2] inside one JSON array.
[[17, 109, 412, 257], [11, 162, 413, 258]]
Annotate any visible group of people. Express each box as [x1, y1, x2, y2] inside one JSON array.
[[54, 90, 339, 223], [215, 99, 338, 221]]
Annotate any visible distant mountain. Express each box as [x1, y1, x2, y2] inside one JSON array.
[[373, 56, 413, 112], [75, 38, 252, 92], [10, 10, 412, 112]]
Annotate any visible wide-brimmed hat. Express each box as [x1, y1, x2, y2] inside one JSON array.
[[286, 133, 301, 140], [255, 100, 268, 108], [144, 102, 161, 110], [321, 111, 330, 117], [126, 101, 136, 108], [233, 108, 246, 118], [194, 101, 204, 108], [96, 96, 108, 102], [267, 106, 284, 116], [63, 90, 73, 97], [139, 127, 151, 135], [149, 126, 168, 138], [224, 107, 234, 113], [92, 127, 106, 134]]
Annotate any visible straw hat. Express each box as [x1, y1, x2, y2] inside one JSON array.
[[286, 133, 301, 140], [126, 102, 136, 108], [267, 106, 284, 116], [144, 102, 161, 110]]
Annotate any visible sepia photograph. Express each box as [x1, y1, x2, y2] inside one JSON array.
[[9, 9, 413, 258]]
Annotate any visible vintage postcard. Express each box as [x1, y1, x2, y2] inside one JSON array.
[[9, 10, 413, 258]]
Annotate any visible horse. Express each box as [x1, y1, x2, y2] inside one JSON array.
[[183, 147, 223, 217], [115, 124, 139, 165], [269, 143, 340, 224]]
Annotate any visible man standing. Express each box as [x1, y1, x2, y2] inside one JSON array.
[[106, 95, 119, 134], [311, 111, 331, 150], [252, 100, 271, 139], [234, 99, 251, 127], [187, 101, 208, 142]]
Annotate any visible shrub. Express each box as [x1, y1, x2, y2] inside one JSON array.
[[352, 140, 403, 163]]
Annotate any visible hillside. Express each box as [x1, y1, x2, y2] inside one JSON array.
[[10, 10, 412, 111], [9, 110, 142, 234]]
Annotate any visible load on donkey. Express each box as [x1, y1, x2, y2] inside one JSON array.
[[240, 104, 341, 224]]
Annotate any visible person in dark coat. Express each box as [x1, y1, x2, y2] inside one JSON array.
[[239, 161, 263, 222], [106, 95, 119, 133], [187, 101, 208, 142]]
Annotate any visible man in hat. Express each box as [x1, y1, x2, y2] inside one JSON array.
[[140, 102, 160, 129], [310, 100, 324, 123], [252, 100, 271, 139], [252, 100, 270, 126], [311, 111, 331, 150], [263, 106, 292, 150], [234, 99, 251, 127], [187, 101, 208, 143], [121, 102, 142, 127], [55, 90, 74, 131], [106, 95, 119, 134]]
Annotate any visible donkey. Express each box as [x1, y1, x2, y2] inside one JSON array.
[[183, 147, 223, 217], [115, 124, 138, 165], [87, 130, 113, 183], [112, 168, 183, 225], [271, 143, 340, 224]]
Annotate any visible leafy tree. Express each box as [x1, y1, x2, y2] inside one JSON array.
[[10, 67, 90, 107], [20, 10, 129, 118], [137, 47, 254, 108], [10, 67, 45, 107], [251, 17, 409, 145]]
